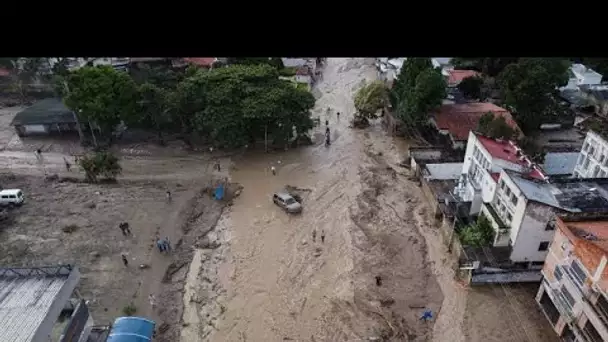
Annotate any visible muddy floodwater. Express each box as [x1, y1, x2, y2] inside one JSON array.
[[0, 58, 559, 342]]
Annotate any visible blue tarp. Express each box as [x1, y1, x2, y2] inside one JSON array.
[[106, 317, 155, 342], [215, 184, 224, 200]]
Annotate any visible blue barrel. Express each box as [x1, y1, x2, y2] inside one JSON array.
[[107, 317, 156, 342]]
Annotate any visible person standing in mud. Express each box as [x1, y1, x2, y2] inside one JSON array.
[[166, 190, 172, 202], [121, 254, 129, 267], [163, 237, 171, 252], [63, 157, 71, 172], [312, 229, 317, 243], [149, 294, 157, 309], [271, 166, 276, 176], [157, 239, 165, 253], [321, 230, 325, 243]]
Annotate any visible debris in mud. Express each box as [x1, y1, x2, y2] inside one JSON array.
[[285, 185, 311, 203], [45, 174, 59, 182], [84, 202, 96, 209], [61, 224, 80, 233], [352, 116, 370, 129], [162, 261, 188, 283], [89, 251, 101, 260], [380, 298, 395, 307]]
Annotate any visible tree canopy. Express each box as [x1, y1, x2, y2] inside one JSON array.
[[457, 75, 483, 99], [354, 80, 389, 119], [477, 112, 516, 140], [390, 58, 446, 130], [497, 58, 569, 132], [451, 58, 518, 77], [64, 65, 140, 137], [458, 214, 495, 247]]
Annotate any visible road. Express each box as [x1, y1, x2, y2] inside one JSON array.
[[201, 58, 444, 341]]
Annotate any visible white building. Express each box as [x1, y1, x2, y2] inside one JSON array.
[[454, 131, 546, 215], [432, 57, 452, 77], [573, 130, 608, 178], [482, 170, 608, 266], [562, 63, 603, 90]]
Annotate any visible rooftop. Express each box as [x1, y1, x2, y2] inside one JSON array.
[[183, 57, 216, 67], [475, 133, 545, 179], [571, 63, 602, 79], [505, 170, 608, 213], [10, 98, 76, 126], [433, 103, 520, 141], [0, 265, 80, 342], [423, 162, 463, 180], [541, 152, 579, 176], [566, 219, 608, 253], [447, 69, 480, 85]]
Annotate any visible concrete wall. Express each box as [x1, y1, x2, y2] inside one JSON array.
[[510, 202, 556, 262], [420, 177, 440, 218]]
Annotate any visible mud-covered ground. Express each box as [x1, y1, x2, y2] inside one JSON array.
[[0, 58, 559, 342]]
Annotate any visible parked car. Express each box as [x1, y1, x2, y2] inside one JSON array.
[[272, 191, 302, 214], [0, 189, 24, 207]]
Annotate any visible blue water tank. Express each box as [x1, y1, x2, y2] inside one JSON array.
[[106, 317, 156, 342]]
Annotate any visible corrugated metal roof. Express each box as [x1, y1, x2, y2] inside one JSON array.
[[0, 275, 68, 342], [10, 98, 76, 126], [542, 152, 579, 176]]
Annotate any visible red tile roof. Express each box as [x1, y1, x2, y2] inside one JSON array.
[[183, 58, 216, 67], [475, 133, 545, 180], [447, 69, 480, 85], [490, 173, 500, 182], [432, 102, 520, 141]]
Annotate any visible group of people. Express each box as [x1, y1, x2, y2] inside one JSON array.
[[156, 237, 172, 253]]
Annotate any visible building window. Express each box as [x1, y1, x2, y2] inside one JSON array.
[[554, 266, 563, 281], [583, 156, 590, 170], [506, 212, 513, 223], [511, 194, 518, 206], [545, 221, 555, 231], [582, 321, 603, 342], [561, 285, 576, 308], [505, 187, 511, 197], [538, 241, 550, 251], [570, 260, 588, 286], [500, 180, 505, 190]]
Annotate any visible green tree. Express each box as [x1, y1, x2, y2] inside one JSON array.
[[64, 66, 139, 142], [398, 68, 447, 126], [477, 112, 516, 139], [173, 64, 315, 148], [391, 58, 433, 107], [135, 83, 174, 144], [78, 151, 122, 183], [452, 58, 518, 77], [459, 214, 495, 247], [457, 75, 483, 99], [497, 58, 569, 132], [226, 57, 272, 66], [354, 80, 389, 119], [0, 58, 46, 102]]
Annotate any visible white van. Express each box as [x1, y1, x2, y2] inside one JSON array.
[[0, 189, 24, 206]]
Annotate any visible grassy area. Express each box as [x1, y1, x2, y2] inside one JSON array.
[[279, 67, 297, 77]]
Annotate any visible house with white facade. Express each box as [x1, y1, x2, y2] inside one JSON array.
[[573, 130, 608, 178], [482, 170, 608, 266], [453, 131, 546, 216], [562, 63, 603, 91]]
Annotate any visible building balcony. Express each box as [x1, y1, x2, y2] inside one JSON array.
[[481, 203, 510, 247], [542, 277, 576, 323]]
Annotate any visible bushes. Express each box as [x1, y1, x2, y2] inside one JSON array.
[[459, 214, 495, 247], [78, 151, 122, 183], [279, 67, 297, 77]]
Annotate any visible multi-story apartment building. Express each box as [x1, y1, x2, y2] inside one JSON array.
[[574, 130, 608, 179], [537, 216, 608, 342], [481, 170, 608, 266], [453, 131, 546, 215], [562, 63, 603, 91]]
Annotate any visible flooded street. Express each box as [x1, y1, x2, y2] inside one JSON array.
[[200, 58, 443, 341], [0, 58, 560, 342]]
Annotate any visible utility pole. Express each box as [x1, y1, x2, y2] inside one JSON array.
[[63, 80, 85, 145]]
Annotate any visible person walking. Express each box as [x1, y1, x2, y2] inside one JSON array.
[[215, 161, 221, 172], [312, 229, 317, 243], [321, 230, 325, 243], [63, 157, 71, 172], [119, 222, 131, 236], [271, 166, 276, 176], [163, 237, 171, 252], [337, 112, 340, 120], [157, 239, 165, 253], [148, 294, 156, 309], [166, 190, 172, 202], [121, 254, 129, 267]]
